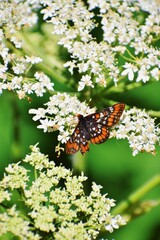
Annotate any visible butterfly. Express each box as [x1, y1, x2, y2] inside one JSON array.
[[66, 103, 125, 154]]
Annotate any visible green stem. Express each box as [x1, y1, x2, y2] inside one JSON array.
[[112, 175, 160, 215], [119, 53, 136, 63], [125, 48, 137, 60], [152, 36, 160, 42], [34, 167, 38, 180], [148, 110, 160, 118]]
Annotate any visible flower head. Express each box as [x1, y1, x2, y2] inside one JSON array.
[[0, 145, 126, 239], [39, 0, 160, 90], [112, 108, 159, 156]]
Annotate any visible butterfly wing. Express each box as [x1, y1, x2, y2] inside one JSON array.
[[66, 103, 125, 154], [66, 121, 89, 154], [103, 103, 125, 127], [85, 103, 125, 144]]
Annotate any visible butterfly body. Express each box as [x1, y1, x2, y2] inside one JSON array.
[[66, 103, 125, 154], [76, 114, 91, 140]]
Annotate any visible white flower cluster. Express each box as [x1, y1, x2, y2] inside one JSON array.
[[0, 145, 126, 239], [29, 93, 159, 156], [0, 2, 54, 98], [40, 0, 160, 90], [29, 92, 96, 143], [112, 108, 160, 156], [0, 205, 40, 240]]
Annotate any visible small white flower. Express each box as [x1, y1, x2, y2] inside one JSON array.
[[95, 74, 106, 87], [105, 214, 126, 233], [0, 82, 7, 94], [78, 75, 94, 91], [25, 56, 42, 64], [151, 67, 160, 80], [78, 62, 90, 73], [31, 82, 46, 97], [105, 217, 119, 233], [34, 72, 54, 91], [10, 36, 22, 48], [12, 63, 26, 75], [17, 90, 26, 99], [29, 108, 46, 121], [0, 64, 7, 78], [121, 63, 138, 81], [12, 76, 23, 89], [63, 61, 76, 75], [0, 43, 9, 59], [23, 82, 33, 94], [136, 66, 150, 83], [58, 130, 70, 143], [37, 118, 55, 132]]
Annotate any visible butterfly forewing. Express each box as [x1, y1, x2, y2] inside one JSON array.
[[84, 103, 125, 144], [105, 103, 125, 127], [85, 103, 125, 127]]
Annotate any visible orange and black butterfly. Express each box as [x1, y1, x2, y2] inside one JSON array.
[[66, 103, 125, 154]]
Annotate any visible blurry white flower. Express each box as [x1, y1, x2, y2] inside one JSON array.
[[58, 130, 70, 143], [105, 214, 126, 233], [37, 119, 55, 132], [0, 43, 9, 58], [34, 72, 54, 91], [151, 67, 160, 80], [121, 63, 138, 81], [12, 76, 23, 89], [136, 66, 150, 83], [17, 90, 26, 99], [0, 82, 7, 94], [25, 56, 42, 64], [78, 75, 94, 91], [12, 63, 26, 75], [29, 108, 46, 121], [23, 82, 33, 94], [95, 74, 107, 87], [10, 36, 22, 48]]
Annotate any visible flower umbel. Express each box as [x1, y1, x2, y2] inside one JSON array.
[[112, 108, 160, 156], [40, 0, 159, 90], [0, 145, 126, 239]]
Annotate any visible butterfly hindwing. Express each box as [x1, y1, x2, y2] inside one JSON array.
[[90, 125, 110, 144], [84, 117, 110, 144], [66, 123, 89, 154]]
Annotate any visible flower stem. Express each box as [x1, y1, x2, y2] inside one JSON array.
[[112, 175, 160, 216], [148, 110, 160, 118]]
